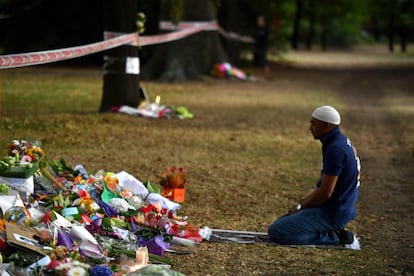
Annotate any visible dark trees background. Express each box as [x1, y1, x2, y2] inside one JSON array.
[[0, 0, 413, 78], [0, 0, 103, 63]]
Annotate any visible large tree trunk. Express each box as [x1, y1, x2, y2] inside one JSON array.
[[100, 0, 143, 112], [142, 0, 228, 82]]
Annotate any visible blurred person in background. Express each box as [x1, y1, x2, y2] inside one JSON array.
[[253, 15, 270, 77]]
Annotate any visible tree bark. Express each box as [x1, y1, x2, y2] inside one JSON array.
[[387, 0, 395, 53], [291, 0, 303, 50], [399, 0, 411, 53], [100, 0, 143, 112], [320, 15, 328, 51], [142, 0, 228, 82], [400, 24, 407, 53], [305, 0, 315, 51], [219, 0, 243, 66]]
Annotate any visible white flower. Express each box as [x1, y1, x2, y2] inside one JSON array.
[[67, 266, 88, 276], [109, 198, 135, 213], [127, 195, 146, 209]]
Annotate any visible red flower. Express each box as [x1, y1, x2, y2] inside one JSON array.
[[168, 211, 174, 219], [46, 260, 62, 271], [151, 205, 159, 212], [78, 189, 90, 199], [141, 204, 153, 213], [171, 224, 179, 232]]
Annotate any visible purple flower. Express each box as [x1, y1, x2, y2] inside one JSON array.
[[97, 199, 118, 217], [85, 220, 105, 237], [57, 230, 74, 249], [130, 219, 137, 233], [90, 265, 113, 276]]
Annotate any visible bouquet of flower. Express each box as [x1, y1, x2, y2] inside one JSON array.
[[0, 140, 44, 178], [0, 141, 200, 275], [7, 140, 44, 162]]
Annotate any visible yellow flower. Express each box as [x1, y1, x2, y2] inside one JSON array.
[[104, 173, 119, 193]]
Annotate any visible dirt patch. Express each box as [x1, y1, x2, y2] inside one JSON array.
[[337, 68, 414, 272]]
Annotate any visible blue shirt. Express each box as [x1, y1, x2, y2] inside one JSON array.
[[317, 127, 360, 225]]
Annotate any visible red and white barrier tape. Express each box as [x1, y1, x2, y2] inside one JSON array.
[[0, 20, 253, 69], [159, 20, 254, 43], [140, 25, 212, 46], [0, 33, 138, 69], [159, 20, 219, 31]]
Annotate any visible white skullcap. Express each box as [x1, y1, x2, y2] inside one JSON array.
[[312, 105, 341, 125]]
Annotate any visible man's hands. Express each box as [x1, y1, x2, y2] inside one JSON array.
[[288, 203, 301, 215], [287, 174, 339, 215]]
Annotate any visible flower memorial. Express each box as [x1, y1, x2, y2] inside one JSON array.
[[110, 95, 194, 120], [0, 140, 202, 275], [211, 62, 255, 81]]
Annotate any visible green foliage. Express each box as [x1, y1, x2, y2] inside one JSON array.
[[136, 12, 146, 34], [0, 183, 9, 195], [144, 179, 161, 194], [1, 0, 412, 55]]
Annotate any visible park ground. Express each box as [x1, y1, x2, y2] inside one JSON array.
[[0, 45, 413, 275]]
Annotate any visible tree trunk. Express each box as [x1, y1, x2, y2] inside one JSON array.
[[305, 0, 315, 51], [400, 24, 407, 53], [371, 19, 381, 42], [320, 15, 328, 51], [220, 0, 243, 66], [399, 0, 410, 53], [291, 0, 303, 50], [100, 0, 143, 112], [142, 0, 228, 82], [387, 0, 395, 53]]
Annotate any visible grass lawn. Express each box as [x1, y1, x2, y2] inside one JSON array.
[[0, 47, 413, 275]]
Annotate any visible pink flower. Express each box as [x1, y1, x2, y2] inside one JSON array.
[[21, 155, 33, 162], [120, 188, 133, 199]]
